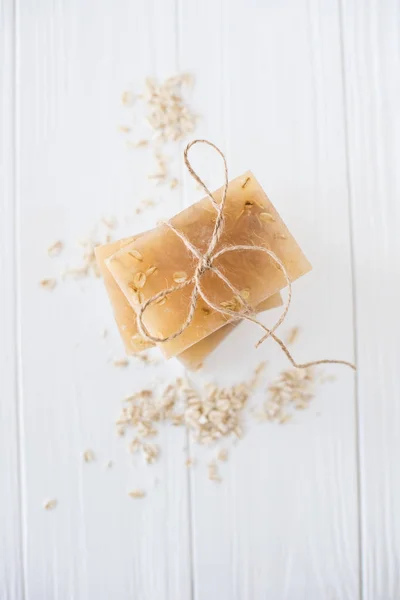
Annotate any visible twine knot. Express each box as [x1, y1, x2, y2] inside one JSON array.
[[197, 256, 213, 276], [136, 139, 355, 372]]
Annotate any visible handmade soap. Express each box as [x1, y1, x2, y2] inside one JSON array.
[[107, 171, 311, 358], [96, 236, 282, 362], [178, 292, 283, 370]]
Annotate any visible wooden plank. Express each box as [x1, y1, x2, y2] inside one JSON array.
[[16, 0, 191, 598], [0, 0, 25, 597], [178, 0, 359, 597], [340, 0, 400, 597]]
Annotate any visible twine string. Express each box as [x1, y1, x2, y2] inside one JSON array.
[[136, 139, 355, 371]]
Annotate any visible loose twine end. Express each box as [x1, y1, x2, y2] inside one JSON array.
[[136, 139, 356, 372]]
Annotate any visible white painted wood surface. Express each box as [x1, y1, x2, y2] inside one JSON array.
[[341, 1, 400, 598], [0, 0, 398, 598], [1, 1, 24, 597]]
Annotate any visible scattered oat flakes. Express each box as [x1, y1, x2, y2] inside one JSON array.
[[134, 139, 149, 148], [113, 357, 129, 368], [286, 326, 300, 345], [122, 73, 197, 195], [121, 90, 135, 106], [279, 414, 292, 424], [134, 198, 158, 215], [132, 351, 160, 366], [61, 219, 116, 282], [256, 366, 328, 424], [101, 216, 117, 230], [142, 442, 159, 464], [251, 361, 268, 386], [62, 266, 89, 280], [115, 361, 331, 483], [141, 73, 196, 143], [40, 278, 57, 290], [128, 489, 146, 499], [129, 437, 141, 454], [47, 240, 63, 257], [43, 498, 57, 510], [148, 150, 169, 184], [208, 461, 221, 482], [233, 426, 243, 439], [83, 449, 95, 463], [117, 365, 263, 451], [217, 448, 228, 462]]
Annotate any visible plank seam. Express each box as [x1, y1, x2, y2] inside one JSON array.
[[12, 0, 27, 596], [174, 0, 195, 598], [337, 1, 364, 598]]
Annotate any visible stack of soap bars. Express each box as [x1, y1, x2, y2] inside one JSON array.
[[95, 172, 311, 369]]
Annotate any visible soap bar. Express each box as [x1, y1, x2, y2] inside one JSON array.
[[96, 236, 282, 361], [107, 171, 311, 358], [178, 292, 283, 370]]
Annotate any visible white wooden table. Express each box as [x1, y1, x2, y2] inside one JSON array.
[[1, 1, 399, 598]]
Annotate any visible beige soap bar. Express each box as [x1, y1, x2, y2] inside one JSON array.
[[107, 171, 311, 358], [178, 292, 283, 370], [96, 236, 282, 362]]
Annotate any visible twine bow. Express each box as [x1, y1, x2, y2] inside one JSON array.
[[137, 139, 355, 371]]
